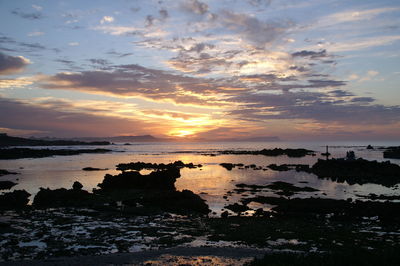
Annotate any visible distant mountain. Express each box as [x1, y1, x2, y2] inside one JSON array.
[[0, 133, 110, 147], [74, 135, 166, 143]]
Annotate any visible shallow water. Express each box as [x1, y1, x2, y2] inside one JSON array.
[[1, 141, 400, 214]]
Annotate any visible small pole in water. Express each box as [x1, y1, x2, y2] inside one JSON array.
[[322, 145, 330, 160]]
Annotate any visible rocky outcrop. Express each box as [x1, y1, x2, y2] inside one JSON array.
[[311, 158, 400, 186], [0, 190, 30, 209]]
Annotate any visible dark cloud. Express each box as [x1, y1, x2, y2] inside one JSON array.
[[247, 0, 272, 7], [228, 91, 400, 125], [11, 9, 44, 20], [0, 34, 51, 54], [351, 97, 375, 103], [292, 49, 328, 59], [329, 89, 354, 97], [106, 50, 133, 58], [87, 58, 110, 66], [0, 52, 30, 75], [38, 64, 229, 106], [145, 15, 155, 27], [159, 9, 169, 20], [219, 10, 291, 46], [181, 0, 209, 15], [308, 79, 346, 88]]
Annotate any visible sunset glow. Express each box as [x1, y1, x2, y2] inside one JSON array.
[[0, 0, 399, 140]]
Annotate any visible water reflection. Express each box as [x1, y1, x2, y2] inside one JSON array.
[[1, 142, 399, 214]]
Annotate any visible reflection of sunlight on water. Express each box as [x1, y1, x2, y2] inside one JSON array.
[[1, 141, 399, 211]]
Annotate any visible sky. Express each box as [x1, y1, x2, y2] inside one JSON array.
[[0, 0, 399, 141]]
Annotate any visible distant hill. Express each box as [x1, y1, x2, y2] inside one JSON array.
[[75, 135, 166, 143], [0, 133, 110, 147]]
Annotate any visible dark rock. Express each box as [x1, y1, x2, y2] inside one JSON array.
[[98, 168, 180, 191], [0, 148, 111, 160], [33, 187, 96, 208], [0, 181, 17, 190], [367, 145, 374, 149], [82, 167, 108, 171], [124, 189, 210, 215], [346, 151, 356, 160], [225, 203, 250, 215], [220, 163, 235, 171], [267, 164, 311, 172], [116, 161, 200, 171], [219, 148, 315, 157], [383, 147, 400, 159], [312, 158, 400, 186], [72, 181, 83, 190], [0, 169, 19, 177], [268, 164, 290, 171], [242, 196, 400, 221], [0, 190, 30, 209], [221, 210, 229, 218], [356, 193, 400, 201]]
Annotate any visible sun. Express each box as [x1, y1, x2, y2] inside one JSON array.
[[170, 129, 195, 137]]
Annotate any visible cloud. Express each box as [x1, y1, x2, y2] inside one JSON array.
[[37, 65, 229, 107], [28, 31, 45, 37], [159, 9, 169, 20], [318, 7, 400, 28], [100, 16, 114, 24], [322, 35, 400, 52], [181, 0, 209, 15], [0, 52, 30, 75], [32, 5, 43, 11], [0, 96, 155, 137], [247, 0, 273, 7], [0, 77, 33, 88], [227, 89, 400, 126], [218, 10, 291, 47], [292, 49, 328, 59], [11, 8, 44, 20], [68, 42, 79, 46]]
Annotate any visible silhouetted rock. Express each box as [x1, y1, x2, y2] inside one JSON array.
[[123, 189, 210, 215], [266, 164, 311, 172], [0, 169, 18, 176], [225, 203, 250, 215], [356, 193, 400, 200], [346, 150, 356, 160], [72, 181, 83, 190], [383, 146, 400, 159], [266, 181, 319, 196], [221, 210, 229, 218], [367, 145, 374, 149], [0, 181, 17, 190], [220, 163, 235, 170], [0, 190, 30, 209], [98, 168, 181, 191], [82, 167, 108, 171], [219, 148, 315, 157], [116, 161, 201, 171], [268, 164, 290, 171], [33, 186, 96, 208], [312, 158, 400, 186], [0, 148, 111, 159], [242, 196, 400, 221]]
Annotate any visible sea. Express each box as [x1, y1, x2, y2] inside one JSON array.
[[1, 140, 399, 215]]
